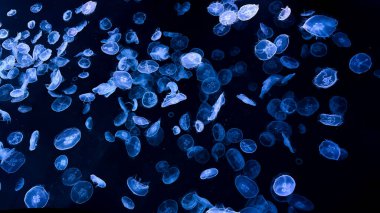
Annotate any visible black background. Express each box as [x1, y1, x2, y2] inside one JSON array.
[[0, 0, 379, 212]]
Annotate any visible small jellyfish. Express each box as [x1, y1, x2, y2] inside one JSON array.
[[121, 196, 135, 210], [319, 113, 344, 126], [137, 60, 159, 74], [312, 67, 338, 89], [297, 96, 320, 117], [201, 77, 221, 94], [200, 168, 219, 180], [15, 177, 25, 192], [125, 136, 141, 158], [213, 23, 231, 36], [219, 10, 238, 26], [349, 53, 372, 74], [319, 139, 341, 160], [162, 167, 180, 184], [332, 32, 351, 48], [259, 131, 276, 147], [157, 199, 178, 213], [0, 148, 25, 173], [236, 94, 256, 107], [54, 155, 68, 171], [113, 71, 133, 90], [62, 167, 82, 186], [243, 160, 261, 180], [274, 34, 289, 54], [235, 175, 259, 198], [70, 181, 93, 204], [211, 143, 225, 162], [7, 131, 24, 145], [90, 174, 106, 188], [77, 57, 91, 69], [272, 174, 296, 197], [237, 4, 259, 21], [80, 1, 97, 15], [280, 98, 297, 114], [51, 96, 72, 112], [207, 2, 224, 16], [310, 42, 328, 57], [329, 96, 348, 115], [30, 3, 43, 13], [54, 128, 81, 150], [101, 42, 119, 55], [278, 6, 291, 21], [288, 194, 315, 211], [180, 52, 202, 69], [226, 128, 244, 144], [99, 17, 112, 31], [63, 10, 73, 21], [29, 130, 39, 151], [127, 177, 149, 196], [24, 185, 49, 208], [255, 40, 277, 61], [240, 139, 257, 153], [280, 56, 300, 69], [302, 15, 338, 38], [225, 148, 245, 171], [133, 12, 147, 25], [181, 192, 198, 210], [7, 9, 17, 17]]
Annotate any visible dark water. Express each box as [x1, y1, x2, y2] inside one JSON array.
[[0, 0, 379, 212]]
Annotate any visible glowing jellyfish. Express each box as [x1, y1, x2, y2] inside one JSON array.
[[199, 168, 219, 180], [349, 53, 372, 74], [219, 11, 238, 26], [90, 174, 106, 188], [7, 131, 23, 145], [313, 67, 338, 89], [70, 181, 93, 204], [51, 96, 72, 112], [62, 167, 82, 186], [319, 140, 341, 160], [332, 32, 351, 48], [54, 155, 68, 171], [278, 6, 291, 21], [157, 199, 178, 213], [310, 42, 328, 57], [240, 139, 257, 153], [297, 96, 320, 117], [319, 113, 344, 126], [272, 174, 296, 196], [288, 194, 315, 211], [329, 96, 348, 115], [54, 128, 81, 150], [121, 196, 135, 210], [255, 40, 277, 61], [225, 148, 245, 171], [274, 34, 289, 54], [235, 175, 259, 198], [24, 185, 49, 208], [126, 176, 149, 196], [243, 160, 261, 180], [302, 15, 338, 38], [180, 52, 202, 69], [162, 167, 180, 184], [237, 4, 259, 21]]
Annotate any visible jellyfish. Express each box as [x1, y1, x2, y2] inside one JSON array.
[[51, 96, 72, 112], [70, 181, 94, 204], [125, 136, 141, 158], [272, 174, 296, 197], [319, 113, 344, 126], [157, 199, 178, 213], [162, 167, 180, 184], [54, 128, 81, 151], [181, 192, 198, 210], [180, 52, 202, 69], [296, 96, 320, 116], [207, 2, 224, 16], [349, 53, 372, 74], [133, 12, 146, 25], [211, 143, 225, 162], [313, 67, 338, 89], [278, 6, 291, 21], [319, 139, 341, 160], [255, 39, 277, 60], [310, 42, 328, 57], [54, 155, 68, 171], [243, 160, 261, 180], [177, 134, 194, 152], [236, 94, 256, 107], [62, 168, 82, 186], [219, 11, 238, 26], [24, 185, 49, 208], [90, 174, 107, 188], [7, 131, 24, 145], [280, 56, 299, 69], [29, 130, 39, 151], [155, 160, 170, 174], [15, 177, 25, 192], [126, 176, 149, 196], [121, 196, 135, 210], [79, 1, 97, 15], [259, 131, 276, 147], [240, 139, 257, 154], [332, 32, 351, 48], [288, 194, 315, 211], [329, 96, 348, 115], [0, 144, 25, 173], [280, 98, 297, 114], [274, 34, 289, 54], [200, 168, 219, 180], [225, 148, 245, 171], [237, 4, 259, 21], [99, 18, 112, 31], [235, 175, 259, 198], [302, 15, 338, 38]]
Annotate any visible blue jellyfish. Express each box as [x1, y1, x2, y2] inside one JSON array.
[[126, 176, 149, 196], [288, 194, 315, 211], [51, 96, 72, 112], [157, 199, 178, 213], [332, 32, 351, 48], [213, 23, 231, 36], [121, 196, 135, 210], [7, 131, 23, 145], [225, 148, 245, 171], [70, 181, 93, 204], [54, 155, 69, 171], [125, 136, 141, 158], [207, 2, 224, 16], [54, 128, 81, 150], [280, 56, 300, 69], [155, 160, 170, 174], [243, 160, 261, 180], [274, 34, 289, 54], [237, 4, 259, 21], [30, 3, 43, 13], [319, 113, 344, 126], [90, 174, 107, 188], [296, 96, 320, 116], [272, 174, 296, 196], [200, 168, 219, 180], [235, 175, 259, 198], [181, 192, 198, 210], [310, 42, 328, 57], [211, 49, 225, 61], [99, 18, 112, 31], [180, 52, 202, 69], [0, 146, 25, 174], [219, 11, 238, 26], [319, 139, 341, 160], [240, 139, 257, 153], [259, 131, 276, 147], [278, 6, 291, 21], [280, 98, 297, 114], [211, 143, 226, 162], [62, 167, 82, 186], [15, 177, 25, 192], [226, 128, 244, 144], [349, 53, 372, 74], [255, 40, 277, 60], [63, 10, 72, 21], [302, 15, 338, 38], [142, 91, 158, 108], [24, 185, 49, 208], [329, 96, 348, 115], [177, 134, 194, 152], [133, 12, 146, 25], [313, 67, 338, 89]]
